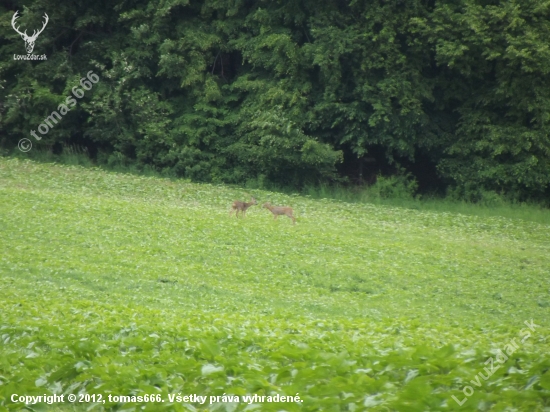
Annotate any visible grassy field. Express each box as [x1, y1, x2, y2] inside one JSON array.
[[0, 157, 549, 411]]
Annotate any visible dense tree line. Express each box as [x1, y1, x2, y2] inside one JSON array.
[[1, 0, 549, 201]]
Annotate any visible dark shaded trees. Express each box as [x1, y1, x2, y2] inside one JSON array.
[[1, 0, 549, 200]]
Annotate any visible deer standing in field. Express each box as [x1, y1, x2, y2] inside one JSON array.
[[263, 202, 296, 225], [229, 197, 257, 218]]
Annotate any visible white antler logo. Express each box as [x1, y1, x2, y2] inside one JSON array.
[[11, 11, 49, 54]]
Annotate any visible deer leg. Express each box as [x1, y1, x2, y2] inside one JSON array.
[[286, 213, 296, 225]]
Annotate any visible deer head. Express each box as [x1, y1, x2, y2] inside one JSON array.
[[12, 11, 49, 54]]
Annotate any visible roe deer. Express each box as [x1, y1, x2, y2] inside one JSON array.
[[263, 202, 296, 225], [229, 197, 257, 217]]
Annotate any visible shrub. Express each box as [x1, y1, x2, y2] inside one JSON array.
[[368, 173, 419, 201]]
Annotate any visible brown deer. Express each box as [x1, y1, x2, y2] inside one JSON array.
[[263, 202, 296, 225], [229, 197, 257, 217]]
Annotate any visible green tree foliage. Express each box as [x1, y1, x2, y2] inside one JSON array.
[[412, 0, 550, 200], [0, 0, 549, 199]]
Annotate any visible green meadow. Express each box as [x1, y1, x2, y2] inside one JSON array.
[[0, 157, 549, 411]]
